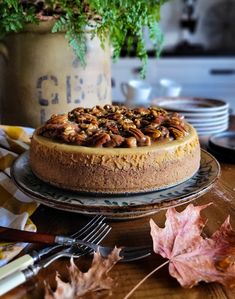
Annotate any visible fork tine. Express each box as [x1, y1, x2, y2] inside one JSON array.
[[72, 224, 112, 257], [78, 221, 108, 241], [71, 215, 105, 239]]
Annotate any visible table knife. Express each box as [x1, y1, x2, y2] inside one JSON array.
[[0, 226, 86, 246]]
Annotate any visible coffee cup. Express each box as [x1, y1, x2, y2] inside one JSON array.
[[121, 80, 152, 106], [159, 78, 182, 97]]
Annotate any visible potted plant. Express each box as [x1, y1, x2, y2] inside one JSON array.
[[0, 0, 168, 127]]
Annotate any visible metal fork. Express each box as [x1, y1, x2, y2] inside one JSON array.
[[41, 231, 152, 266], [41, 221, 112, 268], [54, 238, 152, 262], [0, 220, 112, 296], [0, 215, 106, 280], [31, 215, 106, 261]]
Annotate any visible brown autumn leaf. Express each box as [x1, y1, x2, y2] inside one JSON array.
[[44, 247, 122, 299], [150, 203, 235, 288]]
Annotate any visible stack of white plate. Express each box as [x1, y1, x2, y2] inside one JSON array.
[[155, 97, 229, 136]]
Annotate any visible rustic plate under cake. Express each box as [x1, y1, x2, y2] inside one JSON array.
[[11, 150, 220, 219]]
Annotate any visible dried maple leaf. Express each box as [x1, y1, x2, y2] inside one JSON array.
[[44, 247, 121, 299], [150, 203, 235, 288]]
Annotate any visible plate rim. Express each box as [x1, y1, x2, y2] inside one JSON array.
[[156, 97, 229, 112], [197, 128, 228, 135], [195, 124, 228, 132], [169, 110, 229, 117], [185, 115, 228, 123], [209, 131, 235, 153], [187, 119, 229, 127]]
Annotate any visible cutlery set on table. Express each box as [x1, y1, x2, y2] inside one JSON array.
[[0, 215, 152, 296]]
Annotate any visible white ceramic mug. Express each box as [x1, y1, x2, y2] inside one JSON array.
[[159, 78, 182, 97], [121, 80, 152, 106]]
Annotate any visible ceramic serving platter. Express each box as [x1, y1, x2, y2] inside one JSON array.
[[11, 150, 220, 220]]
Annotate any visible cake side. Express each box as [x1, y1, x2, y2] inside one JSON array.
[[30, 124, 200, 194]]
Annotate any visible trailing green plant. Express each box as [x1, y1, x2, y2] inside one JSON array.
[[0, 0, 169, 76]]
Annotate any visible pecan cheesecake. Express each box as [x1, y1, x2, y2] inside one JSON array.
[[30, 105, 200, 194]]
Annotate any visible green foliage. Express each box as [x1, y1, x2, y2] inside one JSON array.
[[0, 0, 169, 75], [0, 1, 37, 38]]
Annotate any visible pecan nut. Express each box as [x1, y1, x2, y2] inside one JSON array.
[[104, 134, 125, 148], [144, 127, 162, 139], [128, 127, 151, 146], [168, 127, 184, 139], [47, 114, 68, 124], [87, 132, 111, 147]]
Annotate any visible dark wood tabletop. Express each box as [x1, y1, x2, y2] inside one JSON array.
[[2, 116, 235, 299]]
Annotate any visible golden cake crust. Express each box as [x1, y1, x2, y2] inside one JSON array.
[[30, 123, 200, 194]]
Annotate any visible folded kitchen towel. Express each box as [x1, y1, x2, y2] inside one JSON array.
[[0, 126, 38, 266]]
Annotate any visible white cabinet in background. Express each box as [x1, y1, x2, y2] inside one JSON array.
[[111, 57, 235, 113]]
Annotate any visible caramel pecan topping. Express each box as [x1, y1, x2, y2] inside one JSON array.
[[37, 105, 189, 148]]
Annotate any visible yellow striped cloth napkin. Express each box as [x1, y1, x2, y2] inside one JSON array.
[[0, 126, 38, 266]]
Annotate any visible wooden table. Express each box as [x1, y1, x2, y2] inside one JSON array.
[[2, 117, 235, 299]]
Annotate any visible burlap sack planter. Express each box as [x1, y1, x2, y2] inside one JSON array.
[[0, 20, 112, 127]]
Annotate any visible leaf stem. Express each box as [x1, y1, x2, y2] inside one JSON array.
[[123, 260, 169, 299]]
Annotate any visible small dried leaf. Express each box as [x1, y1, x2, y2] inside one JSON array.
[[150, 203, 235, 288], [45, 247, 121, 299]]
